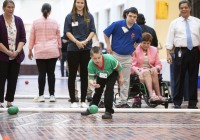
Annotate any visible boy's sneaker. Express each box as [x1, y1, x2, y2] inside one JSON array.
[[81, 109, 91, 116], [80, 102, 88, 108], [102, 112, 112, 119], [70, 102, 78, 108], [49, 95, 56, 102]]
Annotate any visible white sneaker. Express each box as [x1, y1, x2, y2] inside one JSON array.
[[71, 102, 78, 108], [49, 95, 56, 102], [33, 95, 45, 102], [38, 95, 45, 102], [81, 102, 88, 108]]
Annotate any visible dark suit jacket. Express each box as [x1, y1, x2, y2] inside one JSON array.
[[0, 15, 26, 63], [139, 24, 158, 47]]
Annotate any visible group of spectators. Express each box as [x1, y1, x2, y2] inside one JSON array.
[[0, 0, 199, 119]]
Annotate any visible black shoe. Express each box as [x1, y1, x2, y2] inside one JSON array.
[[102, 112, 112, 119], [81, 109, 91, 116], [174, 105, 181, 109], [0, 105, 4, 108], [68, 97, 79, 102], [87, 93, 93, 102], [98, 101, 105, 108], [115, 103, 131, 108], [188, 106, 198, 109]]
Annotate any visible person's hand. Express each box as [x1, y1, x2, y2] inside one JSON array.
[[89, 80, 100, 88], [106, 45, 113, 54], [167, 54, 172, 64], [76, 40, 84, 49], [81, 40, 88, 47], [118, 76, 124, 86], [58, 53, 62, 60], [150, 67, 158, 74], [28, 51, 33, 60], [6, 50, 14, 58], [11, 51, 19, 59], [62, 39, 68, 43]]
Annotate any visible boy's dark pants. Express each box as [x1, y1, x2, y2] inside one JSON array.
[[90, 71, 118, 114]]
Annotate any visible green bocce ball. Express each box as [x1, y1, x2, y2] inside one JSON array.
[[89, 105, 98, 114], [7, 106, 19, 115]]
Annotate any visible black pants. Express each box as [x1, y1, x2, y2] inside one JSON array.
[[36, 58, 57, 96], [67, 50, 90, 103], [0, 60, 20, 103], [60, 52, 68, 77], [90, 71, 118, 114], [173, 47, 199, 106]]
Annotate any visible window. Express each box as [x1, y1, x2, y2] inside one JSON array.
[[94, 12, 99, 34], [119, 4, 125, 20], [106, 9, 110, 26], [189, 0, 200, 18]]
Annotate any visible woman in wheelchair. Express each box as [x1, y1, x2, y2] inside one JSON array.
[[131, 32, 166, 103]]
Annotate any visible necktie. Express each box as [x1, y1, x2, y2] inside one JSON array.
[[185, 19, 193, 50]]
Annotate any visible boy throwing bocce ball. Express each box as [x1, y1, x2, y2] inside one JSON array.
[[81, 47, 124, 119]]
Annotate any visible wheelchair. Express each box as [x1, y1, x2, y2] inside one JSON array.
[[114, 74, 170, 108]]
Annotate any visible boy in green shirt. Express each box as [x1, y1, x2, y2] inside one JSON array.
[[81, 47, 124, 119]]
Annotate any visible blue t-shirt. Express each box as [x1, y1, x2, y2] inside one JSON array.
[[103, 20, 142, 55], [64, 13, 96, 51]]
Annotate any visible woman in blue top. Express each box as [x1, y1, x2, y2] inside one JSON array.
[[64, 0, 96, 108]]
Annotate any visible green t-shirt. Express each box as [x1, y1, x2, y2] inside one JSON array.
[[88, 54, 122, 80]]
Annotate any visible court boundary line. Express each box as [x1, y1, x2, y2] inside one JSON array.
[[0, 108, 200, 113]]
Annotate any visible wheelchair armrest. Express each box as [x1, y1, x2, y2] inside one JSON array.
[[130, 74, 140, 83], [158, 74, 163, 83]]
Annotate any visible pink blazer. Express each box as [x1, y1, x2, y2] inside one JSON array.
[[131, 45, 162, 73]]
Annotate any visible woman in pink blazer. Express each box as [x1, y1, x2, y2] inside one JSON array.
[[131, 32, 165, 102]]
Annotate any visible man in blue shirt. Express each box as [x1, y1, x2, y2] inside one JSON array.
[[104, 7, 142, 108]]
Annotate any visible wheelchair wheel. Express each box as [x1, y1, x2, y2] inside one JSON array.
[[114, 92, 120, 104], [139, 83, 157, 108], [132, 98, 142, 108], [160, 82, 170, 98]]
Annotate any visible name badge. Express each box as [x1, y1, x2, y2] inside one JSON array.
[[99, 72, 107, 78], [72, 21, 78, 27], [121, 27, 128, 33]]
